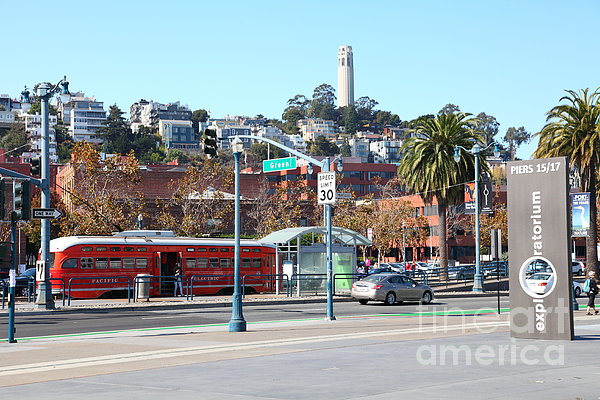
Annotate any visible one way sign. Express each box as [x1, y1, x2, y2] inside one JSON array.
[[32, 208, 63, 219]]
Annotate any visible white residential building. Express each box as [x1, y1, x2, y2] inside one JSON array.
[[0, 110, 15, 128], [57, 92, 106, 143], [24, 113, 58, 163], [370, 140, 403, 164], [297, 118, 337, 141], [348, 138, 371, 163]]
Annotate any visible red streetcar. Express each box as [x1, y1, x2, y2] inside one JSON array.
[[48, 230, 277, 298]]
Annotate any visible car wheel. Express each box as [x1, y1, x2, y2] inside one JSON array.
[[421, 291, 432, 304], [575, 287, 581, 297], [384, 292, 396, 305], [358, 299, 369, 305], [458, 274, 464, 281]]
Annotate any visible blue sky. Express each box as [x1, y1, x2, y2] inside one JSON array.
[[3, 0, 599, 159]]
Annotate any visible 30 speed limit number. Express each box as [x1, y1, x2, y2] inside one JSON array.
[[317, 172, 336, 205]]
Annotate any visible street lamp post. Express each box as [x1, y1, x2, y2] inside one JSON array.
[[454, 142, 499, 292], [21, 77, 70, 310], [229, 137, 246, 332]]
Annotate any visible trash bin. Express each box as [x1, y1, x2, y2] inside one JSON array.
[[136, 274, 151, 301]]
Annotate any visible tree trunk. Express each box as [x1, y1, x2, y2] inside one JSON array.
[[586, 162, 598, 276], [438, 202, 448, 280]]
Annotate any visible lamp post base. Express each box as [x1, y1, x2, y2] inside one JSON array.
[[472, 274, 484, 293], [228, 319, 247, 332], [35, 282, 56, 310]]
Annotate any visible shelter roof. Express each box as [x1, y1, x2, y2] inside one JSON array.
[[258, 226, 371, 246]]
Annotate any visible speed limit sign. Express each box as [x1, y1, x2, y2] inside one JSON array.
[[318, 172, 336, 205]]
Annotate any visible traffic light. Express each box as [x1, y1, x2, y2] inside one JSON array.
[[203, 127, 218, 159], [14, 180, 31, 220], [30, 157, 41, 176]]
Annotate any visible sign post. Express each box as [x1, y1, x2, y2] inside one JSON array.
[[507, 157, 574, 340]]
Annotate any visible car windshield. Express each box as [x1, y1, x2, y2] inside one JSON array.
[[528, 273, 552, 280], [362, 275, 388, 283]]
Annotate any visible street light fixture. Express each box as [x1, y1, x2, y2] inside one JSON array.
[[20, 76, 71, 310], [454, 141, 499, 292], [229, 137, 246, 332]]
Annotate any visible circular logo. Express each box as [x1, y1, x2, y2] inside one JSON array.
[[519, 256, 556, 299]]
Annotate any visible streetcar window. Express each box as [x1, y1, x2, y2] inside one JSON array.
[[110, 247, 121, 252], [220, 258, 230, 268], [97, 247, 107, 251], [242, 248, 250, 253], [81, 257, 93, 269], [137, 247, 147, 252], [197, 248, 207, 252], [109, 258, 121, 269], [124, 247, 134, 252], [96, 258, 108, 268], [198, 258, 209, 268], [62, 258, 78, 269], [186, 248, 195, 252], [209, 258, 219, 268], [242, 258, 251, 268], [185, 258, 196, 268], [251, 258, 261, 268], [81, 247, 93, 252], [136, 258, 147, 268], [209, 248, 218, 252], [123, 258, 135, 269], [220, 248, 229, 252], [252, 248, 260, 253]]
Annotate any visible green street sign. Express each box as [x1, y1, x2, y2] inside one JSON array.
[[263, 156, 297, 172]]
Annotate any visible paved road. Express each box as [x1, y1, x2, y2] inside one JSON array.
[[1, 296, 511, 340]]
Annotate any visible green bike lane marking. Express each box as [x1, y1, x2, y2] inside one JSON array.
[[7, 307, 512, 342]]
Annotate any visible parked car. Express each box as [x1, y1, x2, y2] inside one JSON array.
[[1, 268, 36, 296], [525, 272, 555, 295], [448, 265, 477, 280], [573, 280, 584, 297], [351, 273, 434, 305], [525, 260, 552, 275], [388, 262, 406, 273], [366, 266, 394, 275], [571, 261, 585, 275]]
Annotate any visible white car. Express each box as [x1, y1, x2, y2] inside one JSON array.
[[573, 281, 584, 297], [571, 261, 585, 275], [526, 272, 555, 295]]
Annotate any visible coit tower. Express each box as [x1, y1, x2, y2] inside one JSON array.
[[337, 45, 354, 107]]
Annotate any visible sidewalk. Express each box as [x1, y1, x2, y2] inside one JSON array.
[[0, 308, 599, 399]]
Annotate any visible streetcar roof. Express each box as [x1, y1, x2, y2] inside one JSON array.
[[49, 235, 275, 252]]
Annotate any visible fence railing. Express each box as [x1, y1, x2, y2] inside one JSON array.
[[67, 276, 132, 306]]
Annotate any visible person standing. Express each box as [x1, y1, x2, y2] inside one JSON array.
[[585, 271, 598, 315], [173, 265, 184, 297]]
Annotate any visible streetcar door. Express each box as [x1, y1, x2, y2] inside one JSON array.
[[159, 251, 180, 296]]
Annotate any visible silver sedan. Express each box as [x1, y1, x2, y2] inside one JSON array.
[[351, 273, 434, 305]]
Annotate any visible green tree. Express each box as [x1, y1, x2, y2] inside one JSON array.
[[249, 142, 287, 163], [374, 111, 401, 127], [191, 109, 210, 133], [0, 122, 29, 156], [535, 88, 600, 276], [503, 126, 530, 160], [355, 96, 379, 123], [26, 102, 58, 116], [340, 140, 351, 157], [398, 112, 485, 277], [308, 84, 338, 121], [474, 112, 500, 144], [438, 103, 461, 115], [97, 104, 131, 146], [343, 105, 360, 134], [309, 135, 339, 156]]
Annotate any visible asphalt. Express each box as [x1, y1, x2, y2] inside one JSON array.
[[1, 292, 599, 399]]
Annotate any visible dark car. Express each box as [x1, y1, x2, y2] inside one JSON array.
[[2, 268, 36, 296], [448, 265, 477, 280]]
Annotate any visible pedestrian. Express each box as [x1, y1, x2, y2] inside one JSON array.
[[584, 271, 599, 315], [173, 265, 184, 297]]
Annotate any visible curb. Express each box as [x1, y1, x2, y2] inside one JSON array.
[[1, 291, 509, 315]]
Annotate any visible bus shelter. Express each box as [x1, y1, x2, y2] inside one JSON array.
[[259, 226, 372, 294]]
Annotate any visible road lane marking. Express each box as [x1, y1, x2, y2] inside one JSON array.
[[0, 320, 510, 376]]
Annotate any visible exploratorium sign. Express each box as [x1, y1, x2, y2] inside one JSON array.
[[507, 157, 574, 340]]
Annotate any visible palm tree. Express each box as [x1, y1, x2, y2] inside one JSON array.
[[535, 88, 600, 276], [398, 112, 486, 277]]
